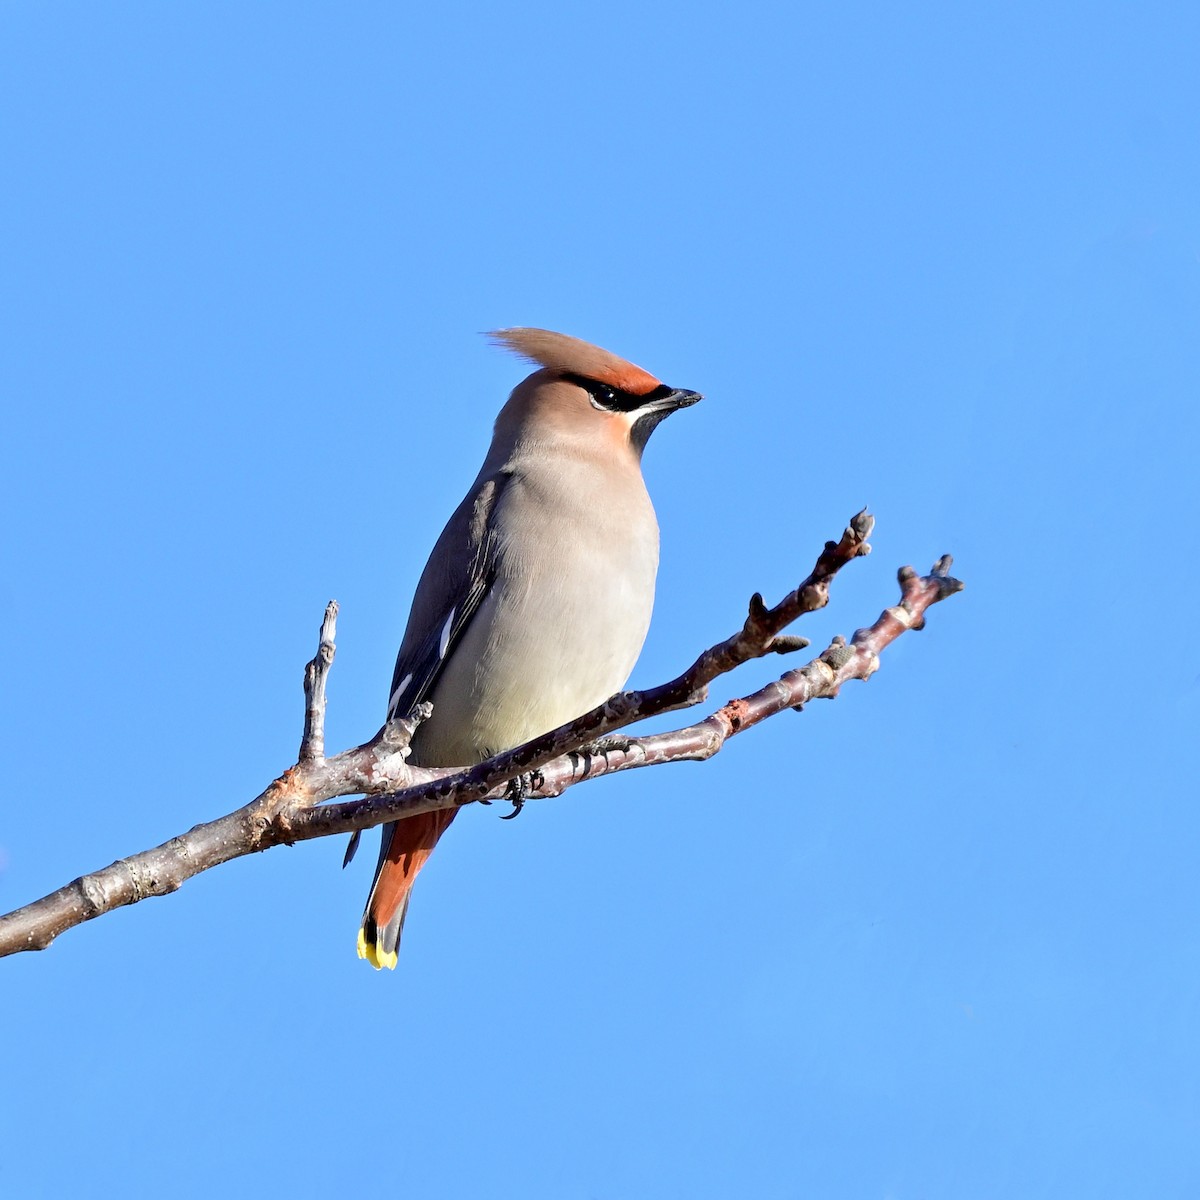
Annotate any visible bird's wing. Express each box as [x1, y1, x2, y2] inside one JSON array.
[[385, 469, 509, 722], [342, 470, 509, 872]]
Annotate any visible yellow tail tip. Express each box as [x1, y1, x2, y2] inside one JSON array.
[[357, 927, 398, 971]]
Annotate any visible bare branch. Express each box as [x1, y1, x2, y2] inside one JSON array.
[[299, 600, 338, 763], [0, 513, 962, 959], [529, 553, 966, 791]]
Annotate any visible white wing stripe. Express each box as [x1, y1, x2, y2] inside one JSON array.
[[387, 672, 413, 719]]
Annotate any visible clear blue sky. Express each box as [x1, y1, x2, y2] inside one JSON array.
[[3, 3, 1198, 1197]]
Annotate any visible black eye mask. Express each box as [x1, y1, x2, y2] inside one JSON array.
[[563, 373, 675, 414]]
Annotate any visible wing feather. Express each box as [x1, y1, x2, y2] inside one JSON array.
[[385, 471, 508, 721], [344, 471, 509, 871]]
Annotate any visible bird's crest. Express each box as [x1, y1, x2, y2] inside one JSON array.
[[487, 327, 662, 396]]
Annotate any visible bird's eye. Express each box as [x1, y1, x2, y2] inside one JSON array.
[[563, 372, 642, 412]]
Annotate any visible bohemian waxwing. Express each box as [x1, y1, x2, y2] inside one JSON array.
[[357, 328, 701, 969]]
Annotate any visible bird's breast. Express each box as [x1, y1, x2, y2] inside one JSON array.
[[414, 467, 659, 767]]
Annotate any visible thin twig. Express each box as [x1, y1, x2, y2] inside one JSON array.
[[299, 601, 338, 763]]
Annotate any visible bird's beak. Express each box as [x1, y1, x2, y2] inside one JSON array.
[[645, 387, 702, 415], [629, 386, 702, 452]]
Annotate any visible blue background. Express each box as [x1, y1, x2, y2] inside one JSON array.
[[4, 3, 1198, 1196]]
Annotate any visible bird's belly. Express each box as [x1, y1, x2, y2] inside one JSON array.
[[413, 551, 655, 767]]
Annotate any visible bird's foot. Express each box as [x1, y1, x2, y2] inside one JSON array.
[[585, 735, 633, 757], [566, 735, 634, 778], [500, 769, 544, 819]]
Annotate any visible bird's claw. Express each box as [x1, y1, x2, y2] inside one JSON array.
[[567, 735, 634, 777], [500, 769, 543, 819]]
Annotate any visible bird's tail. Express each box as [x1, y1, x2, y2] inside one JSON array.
[[357, 809, 458, 969]]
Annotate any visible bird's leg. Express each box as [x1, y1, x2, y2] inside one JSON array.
[[500, 769, 544, 819]]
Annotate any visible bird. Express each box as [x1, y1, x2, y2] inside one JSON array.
[[356, 327, 701, 969]]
